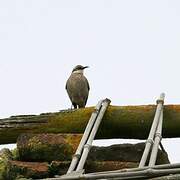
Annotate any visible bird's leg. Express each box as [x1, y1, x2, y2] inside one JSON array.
[[72, 103, 77, 109]]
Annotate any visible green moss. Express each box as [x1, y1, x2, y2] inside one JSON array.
[[12, 149, 20, 161], [19, 144, 72, 162], [18, 134, 74, 162], [0, 160, 6, 180]]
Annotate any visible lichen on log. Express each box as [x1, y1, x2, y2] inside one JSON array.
[[17, 134, 82, 162], [0, 105, 180, 144]]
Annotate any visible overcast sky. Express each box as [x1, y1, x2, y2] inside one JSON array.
[[1, 0, 180, 163]]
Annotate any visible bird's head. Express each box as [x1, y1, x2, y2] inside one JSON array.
[[72, 65, 89, 74]]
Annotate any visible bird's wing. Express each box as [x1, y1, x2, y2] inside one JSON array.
[[84, 76, 90, 90], [87, 80, 90, 90]]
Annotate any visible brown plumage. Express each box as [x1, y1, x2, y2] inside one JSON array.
[[66, 65, 90, 109]]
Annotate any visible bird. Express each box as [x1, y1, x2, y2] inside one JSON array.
[[66, 65, 90, 109]]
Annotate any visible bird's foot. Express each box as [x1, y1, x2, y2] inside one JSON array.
[[59, 109, 76, 113]]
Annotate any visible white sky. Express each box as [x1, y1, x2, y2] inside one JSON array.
[[0, 0, 180, 163]]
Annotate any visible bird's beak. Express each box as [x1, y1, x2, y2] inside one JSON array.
[[83, 66, 89, 69]]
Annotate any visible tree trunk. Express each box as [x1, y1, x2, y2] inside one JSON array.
[[0, 105, 180, 144]]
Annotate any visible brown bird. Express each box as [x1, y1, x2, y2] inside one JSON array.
[[66, 65, 90, 109]]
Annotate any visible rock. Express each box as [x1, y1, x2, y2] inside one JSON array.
[[5, 160, 49, 179], [17, 133, 82, 162]]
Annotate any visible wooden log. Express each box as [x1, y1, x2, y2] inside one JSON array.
[[0, 105, 180, 144], [6, 161, 49, 179], [16, 134, 169, 164], [50, 160, 138, 175], [2, 160, 138, 179], [17, 134, 82, 162]]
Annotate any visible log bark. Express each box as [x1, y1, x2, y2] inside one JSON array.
[[0, 105, 180, 144], [15, 134, 169, 164]]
